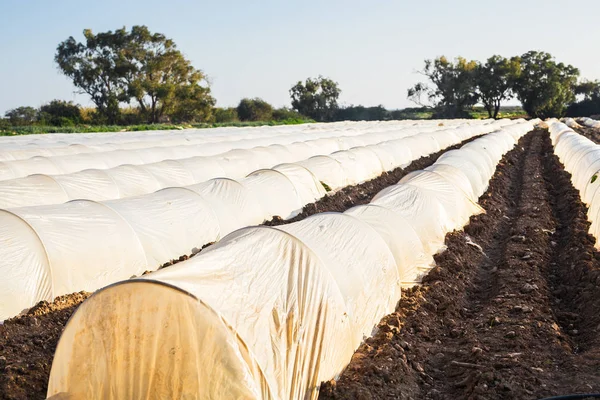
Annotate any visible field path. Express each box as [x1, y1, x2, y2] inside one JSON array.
[[320, 129, 600, 399]]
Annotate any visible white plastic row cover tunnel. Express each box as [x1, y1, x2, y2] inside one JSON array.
[[0, 125, 313, 161], [562, 117, 583, 130], [0, 119, 470, 151], [0, 118, 492, 156], [0, 123, 389, 161], [578, 117, 600, 129], [0, 121, 499, 181], [46, 121, 536, 399], [0, 122, 497, 208], [0, 121, 516, 321], [0, 123, 427, 180], [0, 119, 492, 165], [547, 120, 600, 246]]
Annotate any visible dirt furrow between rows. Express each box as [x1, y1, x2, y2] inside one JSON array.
[[0, 136, 480, 400], [264, 137, 476, 226], [319, 129, 600, 400], [572, 124, 600, 144]]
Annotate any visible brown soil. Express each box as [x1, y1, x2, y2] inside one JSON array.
[[0, 137, 476, 400], [0, 292, 90, 400], [319, 129, 600, 400], [573, 124, 600, 144]]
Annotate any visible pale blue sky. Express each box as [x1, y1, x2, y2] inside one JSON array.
[[1, 0, 599, 114]]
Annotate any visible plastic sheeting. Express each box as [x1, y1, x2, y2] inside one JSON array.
[[0, 118, 485, 158], [0, 120, 488, 177], [0, 120, 517, 321], [46, 120, 536, 400], [578, 117, 600, 130], [0, 122, 497, 208], [547, 120, 600, 247], [562, 117, 583, 130]]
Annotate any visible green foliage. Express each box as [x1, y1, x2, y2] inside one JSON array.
[[566, 80, 600, 117], [38, 100, 82, 126], [410, 52, 583, 119], [56, 25, 215, 124], [55, 28, 131, 124], [335, 105, 390, 121], [566, 100, 600, 117], [272, 107, 303, 121], [389, 107, 432, 120], [4, 106, 38, 125], [468, 106, 526, 120], [169, 84, 215, 123], [290, 76, 341, 122], [408, 56, 479, 118], [575, 80, 600, 101], [236, 98, 273, 121], [320, 181, 332, 192], [476, 55, 520, 119], [124, 26, 215, 123], [276, 117, 313, 125], [512, 51, 579, 119], [117, 107, 145, 125], [0, 119, 313, 136], [0, 124, 182, 136], [213, 107, 239, 123], [79, 107, 98, 124]]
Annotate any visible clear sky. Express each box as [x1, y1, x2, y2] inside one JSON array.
[[1, 0, 599, 115]]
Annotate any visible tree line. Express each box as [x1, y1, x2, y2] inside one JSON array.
[[2, 26, 346, 128], [4, 25, 600, 131], [408, 51, 600, 119]]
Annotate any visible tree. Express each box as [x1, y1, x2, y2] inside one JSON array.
[[272, 107, 304, 121], [39, 100, 82, 126], [5, 107, 38, 125], [408, 56, 479, 118], [124, 26, 214, 123], [512, 51, 579, 119], [476, 56, 520, 119], [236, 98, 273, 121], [169, 84, 215, 123], [566, 80, 600, 117], [575, 80, 600, 101], [56, 26, 215, 124], [213, 107, 239, 123], [56, 28, 133, 124], [335, 105, 390, 121], [290, 76, 341, 122]]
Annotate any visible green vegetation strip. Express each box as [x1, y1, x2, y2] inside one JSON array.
[[0, 118, 313, 136]]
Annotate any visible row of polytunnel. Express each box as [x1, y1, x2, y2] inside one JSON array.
[[0, 120, 517, 321], [579, 117, 600, 129], [548, 119, 600, 245], [44, 120, 538, 399], [0, 120, 503, 181], [0, 121, 506, 208], [0, 125, 418, 179], [0, 119, 478, 162]]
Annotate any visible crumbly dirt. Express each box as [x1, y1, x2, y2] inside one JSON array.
[[573, 123, 600, 144], [0, 292, 90, 400], [0, 136, 477, 400], [319, 129, 600, 400]]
